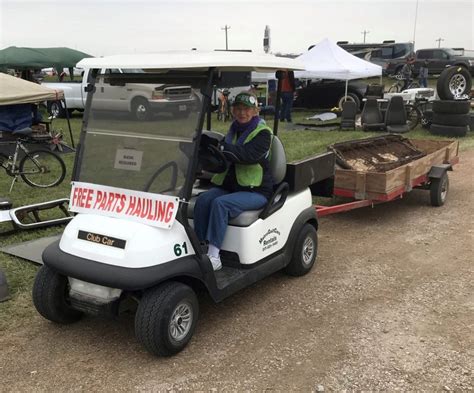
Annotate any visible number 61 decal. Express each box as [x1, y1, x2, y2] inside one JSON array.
[[173, 242, 188, 257]]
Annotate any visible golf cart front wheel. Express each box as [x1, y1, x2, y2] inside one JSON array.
[[135, 281, 199, 357], [284, 223, 318, 276], [32, 265, 83, 324]]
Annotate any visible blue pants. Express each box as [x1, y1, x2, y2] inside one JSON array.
[[280, 92, 294, 122], [193, 187, 268, 248]]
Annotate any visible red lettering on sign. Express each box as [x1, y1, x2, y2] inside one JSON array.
[[117, 194, 126, 213], [165, 202, 174, 223], [85, 188, 94, 209]]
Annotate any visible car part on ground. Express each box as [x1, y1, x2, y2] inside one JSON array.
[[436, 66, 472, 100]]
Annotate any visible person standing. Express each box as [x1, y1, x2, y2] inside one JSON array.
[[279, 70, 295, 122], [401, 57, 414, 91], [194, 92, 273, 271], [418, 60, 429, 88]]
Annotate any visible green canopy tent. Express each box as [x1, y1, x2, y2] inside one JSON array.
[[0, 46, 92, 80]]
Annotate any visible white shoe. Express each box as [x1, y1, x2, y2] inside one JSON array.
[[208, 255, 222, 271]]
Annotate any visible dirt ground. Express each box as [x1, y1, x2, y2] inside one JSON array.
[[0, 150, 473, 392]]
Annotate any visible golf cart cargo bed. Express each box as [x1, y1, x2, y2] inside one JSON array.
[[330, 135, 459, 200]]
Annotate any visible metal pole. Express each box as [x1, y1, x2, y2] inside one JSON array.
[[361, 30, 370, 43], [412, 0, 419, 47], [221, 25, 231, 50]]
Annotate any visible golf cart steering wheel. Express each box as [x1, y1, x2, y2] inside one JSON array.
[[198, 131, 228, 173], [143, 161, 179, 193], [200, 143, 228, 173]]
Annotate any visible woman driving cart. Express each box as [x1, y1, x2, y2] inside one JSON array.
[[194, 91, 273, 270]]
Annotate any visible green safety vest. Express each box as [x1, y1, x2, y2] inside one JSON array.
[[212, 122, 273, 188]]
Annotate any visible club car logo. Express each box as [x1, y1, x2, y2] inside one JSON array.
[[259, 228, 280, 252]]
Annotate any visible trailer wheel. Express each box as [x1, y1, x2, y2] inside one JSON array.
[[284, 223, 318, 277], [430, 172, 449, 207], [32, 265, 83, 324], [135, 281, 198, 357]]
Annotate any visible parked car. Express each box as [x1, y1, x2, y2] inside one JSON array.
[[43, 68, 199, 120], [385, 48, 474, 77], [293, 79, 367, 110]]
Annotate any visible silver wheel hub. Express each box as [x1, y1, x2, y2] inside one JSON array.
[[169, 301, 193, 341], [302, 237, 314, 265], [449, 74, 467, 96], [440, 177, 448, 201]]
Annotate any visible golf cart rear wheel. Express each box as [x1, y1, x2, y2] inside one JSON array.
[[430, 172, 449, 207], [284, 223, 318, 276], [135, 281, 198, 357], [32, 265, 83, 324]]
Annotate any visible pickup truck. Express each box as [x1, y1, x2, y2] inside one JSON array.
[[43, 68, 198, 120], [385, 48, 474, 77]]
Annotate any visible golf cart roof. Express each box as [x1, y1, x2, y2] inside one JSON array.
[[77, 50, 305, 72]]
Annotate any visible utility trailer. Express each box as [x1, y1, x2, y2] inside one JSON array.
[[313, 134, 459, 216]]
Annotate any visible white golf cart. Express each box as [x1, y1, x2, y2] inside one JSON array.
[[33, 51, 329, 356]]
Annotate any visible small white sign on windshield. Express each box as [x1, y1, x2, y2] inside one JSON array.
[[114, 149, 143, 171]]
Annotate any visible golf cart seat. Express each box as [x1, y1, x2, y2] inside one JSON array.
[[385, 96, 409, 133], [188, 135, 288, 227]]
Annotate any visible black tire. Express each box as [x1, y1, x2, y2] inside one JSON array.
[[432, 113, 470, 126], [132, 97, 152, 121], [284, 223, 318, 277], [337, 93, 360, 111], [430, 172, 449, 207], [432, 100, 470, 114], [32, 265, 83, 324], [436, 66, 472, 100], [430, 124, 468, 137], [47, 101, 66, 118], [405, 104, 421, 130], [421, 110, 433, 129], [135, 281, 198, 357], [19, 150, 66, 188]]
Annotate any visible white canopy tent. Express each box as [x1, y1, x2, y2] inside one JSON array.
[[252, 38, 383, 104], [295, 38, 382, 102]]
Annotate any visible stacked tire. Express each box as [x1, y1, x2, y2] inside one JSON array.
[[430, 100, 471, 137], [430, 66, 472, 137]]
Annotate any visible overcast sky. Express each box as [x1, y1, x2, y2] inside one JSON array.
[[0, 0, 472, 57]]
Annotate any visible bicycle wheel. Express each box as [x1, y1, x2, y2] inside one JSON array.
[[388, 83, 400, 93], [405, 104, 421, 130], [19, 150, 66, 188]]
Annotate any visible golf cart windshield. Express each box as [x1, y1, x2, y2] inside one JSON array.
[[77, 71, 204, 198]]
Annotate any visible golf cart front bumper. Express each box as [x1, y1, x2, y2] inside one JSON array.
[[42, 240, 203, 291]]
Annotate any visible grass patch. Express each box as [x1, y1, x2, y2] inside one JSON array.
[[1, 109, 473, 328]]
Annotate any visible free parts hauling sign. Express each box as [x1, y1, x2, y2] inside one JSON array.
[[69, 182, 179, 229]]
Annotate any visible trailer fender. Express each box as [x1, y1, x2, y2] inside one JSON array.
[[428, 164, 452, 180]]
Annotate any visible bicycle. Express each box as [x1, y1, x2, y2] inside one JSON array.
[[388, 74, 420, 93], [216, 89, 232, 122], [0, 136, 66, 192], [404, 97, 434, 130]]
